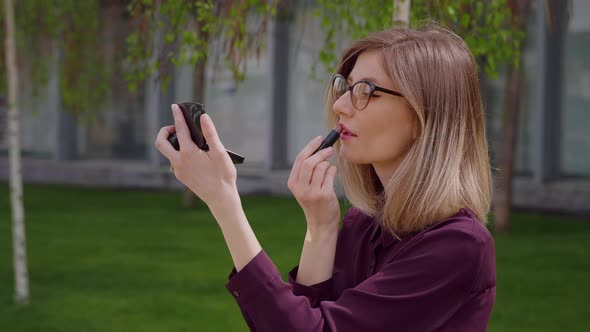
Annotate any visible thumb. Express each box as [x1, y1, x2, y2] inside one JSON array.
[[200, 113, 225, 153]]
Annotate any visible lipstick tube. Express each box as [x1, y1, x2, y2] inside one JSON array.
[[312, 124, 343, 155]]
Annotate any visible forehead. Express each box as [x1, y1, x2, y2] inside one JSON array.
[[348, 49, 391, 87]]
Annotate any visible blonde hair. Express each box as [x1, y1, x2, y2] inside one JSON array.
[[325, 22, 493, 237]]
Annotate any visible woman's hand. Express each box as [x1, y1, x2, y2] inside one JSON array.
[[154, 104, 238, 209], [288, 136, 340, 235], [156, 104, 260, 271]]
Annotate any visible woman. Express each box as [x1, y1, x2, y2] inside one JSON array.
[[155, 22, 496, 332]]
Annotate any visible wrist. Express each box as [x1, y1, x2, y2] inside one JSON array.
[[207, 188, 241, 219], [305, 222, 339, 243], [298, 223, 339, 286]]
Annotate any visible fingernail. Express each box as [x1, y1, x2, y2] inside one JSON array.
[[316, 136, 323, 141], [171, 104, 178, 112], [326, 147, 333, 153]]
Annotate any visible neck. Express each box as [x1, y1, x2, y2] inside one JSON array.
[[372, 158, 402, 188]]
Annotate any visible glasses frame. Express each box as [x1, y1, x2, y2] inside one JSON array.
[[331, 74, 403, 111]]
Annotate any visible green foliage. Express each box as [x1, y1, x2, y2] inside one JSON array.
[[0, 0, 113, 117], [56, 1, 113, 117], [314, 0, 526, 78], [125, 0, 278, 93], [0, 0, 277, 117], [1, 1, 523, 117]]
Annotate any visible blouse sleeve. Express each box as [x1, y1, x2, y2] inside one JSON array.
[[286, 266, 333, 308], [225, 223, 495, 332]]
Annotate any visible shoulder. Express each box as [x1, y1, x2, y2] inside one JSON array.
[[340, 206, 373, 232], [336, 206, 375, 242], [399, 208, 496, 291], [423, 208, 494, 251]]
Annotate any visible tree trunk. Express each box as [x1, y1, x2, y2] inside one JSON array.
[[492, 0, 529, 233], [4, 0, 30, 305], [493, 66, 522, 233], [393, 0, 411, 27]]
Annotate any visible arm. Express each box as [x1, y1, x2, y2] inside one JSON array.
[[287, 137, 341, 286], [156, 104, 340, 277], [154, 104, 262, 272], [209, 193, 261, 272], [288, 209, 358, 306], [226, 224, 496, 332], [295, 220, 339, 286], [217, 135, 341, 301]]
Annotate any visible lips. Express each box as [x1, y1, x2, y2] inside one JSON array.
[[339, 123, 357, 137]]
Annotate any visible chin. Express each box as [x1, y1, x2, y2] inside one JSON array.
[[338, 147, 371, 164]]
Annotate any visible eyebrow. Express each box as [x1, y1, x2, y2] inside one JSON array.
[[347, 75, 383, 86]]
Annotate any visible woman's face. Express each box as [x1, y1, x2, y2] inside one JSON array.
[[332, 49, 417, 173]]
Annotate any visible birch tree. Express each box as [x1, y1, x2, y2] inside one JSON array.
[[3, 0, 29, 305], [0, 1, 121, 304], [393, 0, 411, 27], [0, 0, 278, 303]]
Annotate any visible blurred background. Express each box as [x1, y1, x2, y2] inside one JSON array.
[[1, 0, 589, 331]]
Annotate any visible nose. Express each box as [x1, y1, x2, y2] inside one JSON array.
[[332, 91, 354, 118]]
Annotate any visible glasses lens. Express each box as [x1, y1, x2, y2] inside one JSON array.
[[352, 82, 371, 110], [332, 76, 348, 100]]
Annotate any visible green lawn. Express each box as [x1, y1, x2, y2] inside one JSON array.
[[1, 184, 589, 331]]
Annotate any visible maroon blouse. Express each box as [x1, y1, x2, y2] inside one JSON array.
[[226, 207, 496, 331]]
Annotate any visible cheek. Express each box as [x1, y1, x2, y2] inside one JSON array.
[[363, 115, 415, 161], [338, 106, 417, 164], [338, 127, 406, 164], [382, 131, 413, 159]]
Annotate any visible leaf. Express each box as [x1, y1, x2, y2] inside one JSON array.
[[461, 13, 470, 29], [164, 32, 175, 44]]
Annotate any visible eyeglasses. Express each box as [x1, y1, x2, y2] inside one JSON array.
[[331, 74, 403, 111]]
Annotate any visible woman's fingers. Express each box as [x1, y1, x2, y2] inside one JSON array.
[[321, 165, 337, 191], [154, 125, 177, 160], [298, 147, 333, 186], [290, 136, 323, 184], [310, 160, 332, 188], [200, 113, 226, 159], [171, 104, 192, 149]]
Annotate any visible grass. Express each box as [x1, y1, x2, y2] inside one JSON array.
[[1, 184, 589, 331]]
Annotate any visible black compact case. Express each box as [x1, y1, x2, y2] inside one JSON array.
[[167, 102, 245, 164]]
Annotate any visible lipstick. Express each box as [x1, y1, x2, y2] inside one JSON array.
[[312, 124, 343, 155]]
